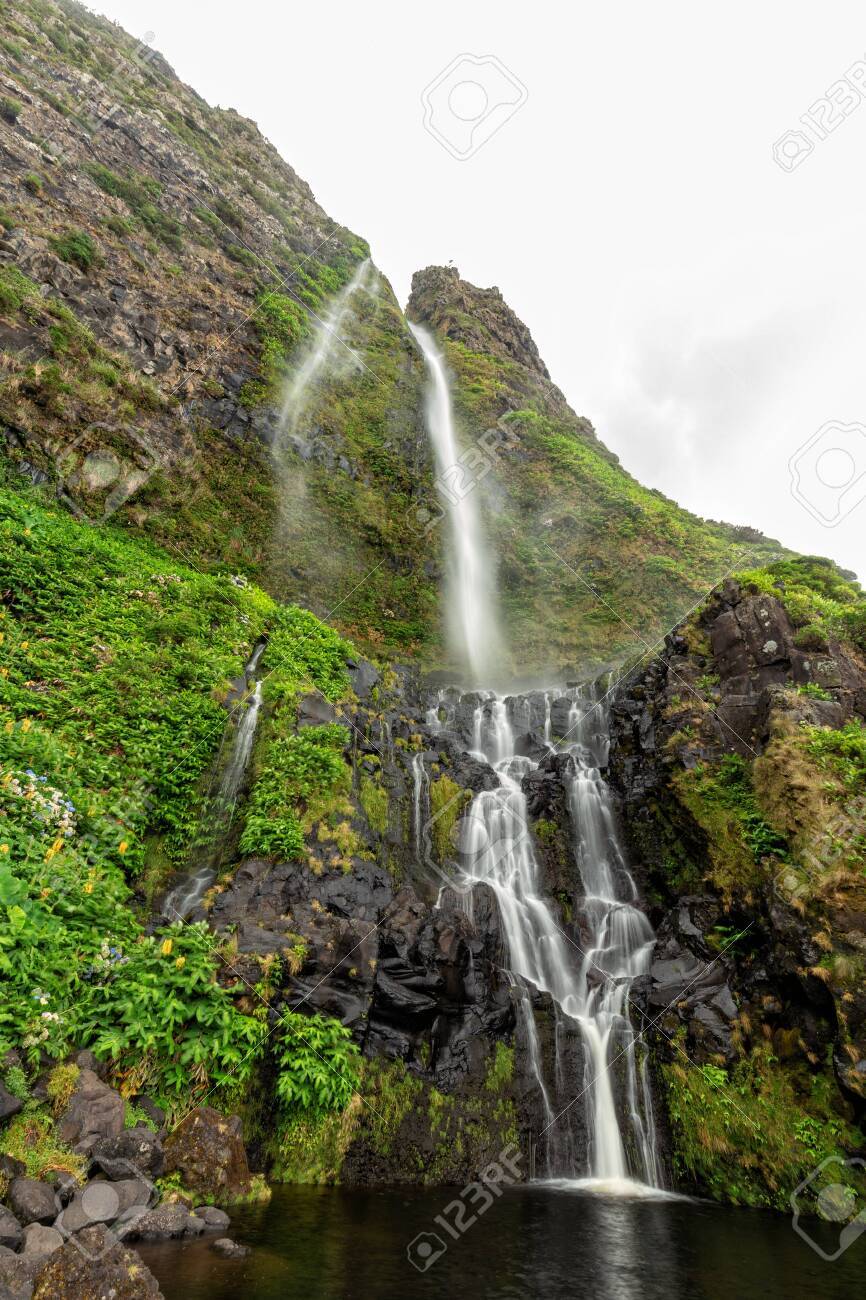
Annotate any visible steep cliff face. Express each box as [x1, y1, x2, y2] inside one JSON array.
[[0, 0, 435, 659], [0, 0, 791, 680], [609, 558, 866, 1205]]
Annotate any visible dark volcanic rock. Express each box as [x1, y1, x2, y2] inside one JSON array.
[[8, 1180, 56, 1227], [31, 1224, 164, 1298], [162, 1108, 251, 1203], [58, 1070, 125, 1153], [0, 1084, 23, 1122], [91, 1127, 164, 1180], [0, 1209, 22, 1252]]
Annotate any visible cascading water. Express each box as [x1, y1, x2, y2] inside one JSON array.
[[278, 258, 372, 442], [163, 647, 265, 921], [409, 322, 501, 685], [439, 687, 661, 1189], [407, 318, 662, 1190]]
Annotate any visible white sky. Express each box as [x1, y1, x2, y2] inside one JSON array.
[[94, 0, 866, 581]]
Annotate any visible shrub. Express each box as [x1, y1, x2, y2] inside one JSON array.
[[794, 624, 829, 652], [239, 725, 348, 860], [77, 923, 267, 1097], [273, 1011, 360, 1113], [22, 173, 43, 195], [50, 228, 100, 272]]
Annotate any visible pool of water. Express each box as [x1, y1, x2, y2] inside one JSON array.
[[140, 1183, 865, 1299]]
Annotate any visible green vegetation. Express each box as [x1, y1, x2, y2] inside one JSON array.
[[734, 556, 866, 655], [0, 478, 362, 1109], [240, 290, 309, 407], [664, 1045, 865, 1209], [84, 162, 184, 250], [49, 227, 100, 272], [673, 754, 788, 900], [240, 725, 349, 860], [273, 1011, 361, 1113], [428, 773, 468, 863], [804, 721, 866, 795]]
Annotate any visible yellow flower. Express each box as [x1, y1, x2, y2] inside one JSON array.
[[0, 844, 8, 855], [21, 719, 31, 733], [118, 840, 128, 855], [52, 838, 64, 853], [0, 669, 8, 679], [0, 633, 4, 645], [161, 938, 173, 956], [23, 528, 31, 537], [175, 956, 186, 970], [43, 847, 55, 862], [3, 721, 13, 733], [83, 881, 93, 894], [40, 887, 51, 898], [20, 641, 28, 651]]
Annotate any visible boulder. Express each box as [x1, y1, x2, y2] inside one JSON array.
[[21, 1224, 63, 1257], [0, 1209, 22, 1252], [31, 1224, 164, 1298], [210, 1237, 249, 1258], [91, 1127, 164, 1179], [0, 1084, 23, 1122], [122, 1202, 195, 1241], [0, 1250, 41, 1299], [57, 1070, 124, 1152], [162, 1107, 251, 1202], [193, 1206, 230, 1230], [8, 1180, 56, 1226]]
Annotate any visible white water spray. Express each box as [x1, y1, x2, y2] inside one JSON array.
[[409, 322, 500, 685], [279, 259, 372, 441], [163, 650, 264, 921]]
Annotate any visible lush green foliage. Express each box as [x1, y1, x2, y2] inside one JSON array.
[[239, 725, 348, 860], [78, 923, 267, 1096], [664, 1046, 865, 1209], [0, 481, 358, 1105], [273, 1011, 361, 1112], [735, 556, 866, 654], [673, 753, 788, 899]]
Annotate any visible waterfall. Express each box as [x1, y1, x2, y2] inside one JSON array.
[[163, 647, 265, 922], [409, 322, 501, 685], [278, 258, 372, 442], [452, 684, 661, 1189]]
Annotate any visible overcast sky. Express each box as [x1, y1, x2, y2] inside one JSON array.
[[95, 0, 866, 582]]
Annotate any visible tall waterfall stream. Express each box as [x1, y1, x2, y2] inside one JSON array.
[[411, 322, 664, 1191]]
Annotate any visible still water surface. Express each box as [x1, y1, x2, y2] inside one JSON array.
[[140, 1183, 864, 1300]]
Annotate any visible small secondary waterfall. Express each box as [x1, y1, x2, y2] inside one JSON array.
[[409, 322, 500, 685], [435, 687, 660, 1188], [163, 646, 265, 921], [278, 258, 372, 441]]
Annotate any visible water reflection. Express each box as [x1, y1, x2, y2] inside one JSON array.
[[140, 1184, 863, 1300]]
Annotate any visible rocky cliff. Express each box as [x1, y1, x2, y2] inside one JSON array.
[[0, 0, 787, 679], [609, 557, 866, 1205]]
